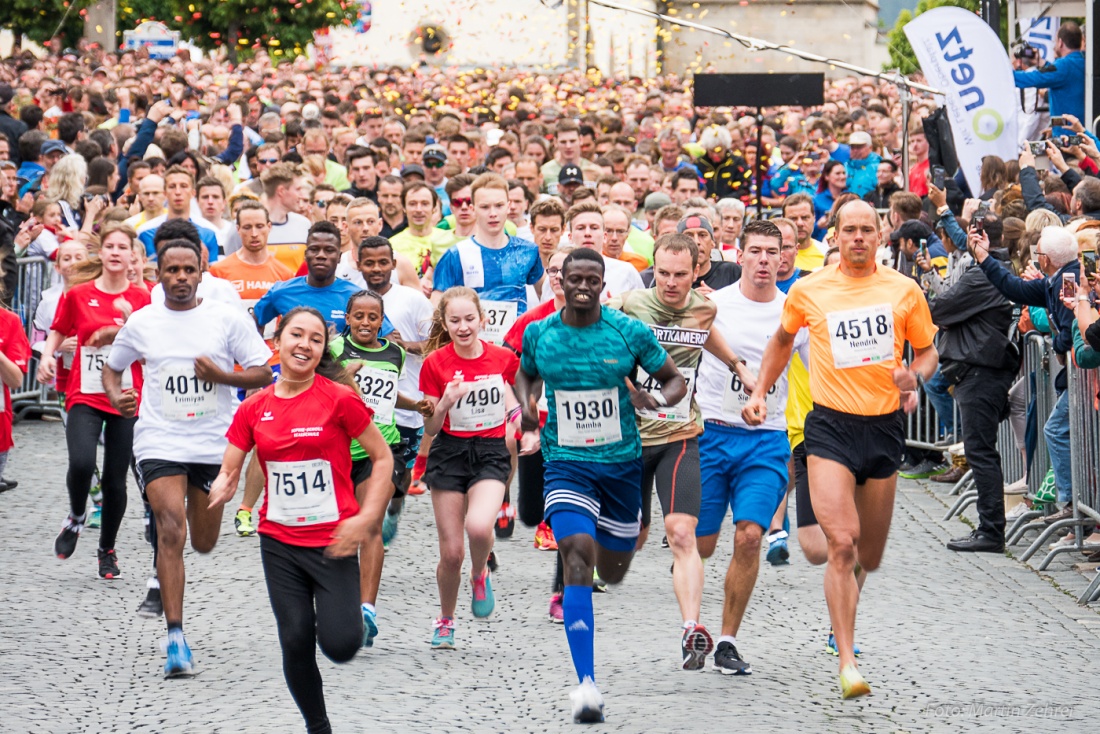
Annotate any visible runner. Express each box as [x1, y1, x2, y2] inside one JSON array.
[[431, 173, 544, 345], [208, 306, 394, 734], [503, 247, 570, 622], [515, 247, 687, 722], [261, 162, 312, 272], [609, 232, 755, 670], [136, 166, 220, 263], [329, 289, 430, 648], [103, 238, 273, 677], [419, 286, 527, 649], [743, 200, 938, 698], [694, 220, 809, 676], [0, 284, 31, 494], [37, 223, 151, 579], [564, 201, 644, 300]]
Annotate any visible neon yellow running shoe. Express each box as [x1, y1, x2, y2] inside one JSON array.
[[839, 664, 871, 699], [234, 509, 256, 537]]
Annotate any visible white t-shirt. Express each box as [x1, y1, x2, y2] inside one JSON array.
[[33, 283, 63, 352], [267, 212, 312, 246], [380, 284, 434, 428], [695, 284, 808, 431], [334, 251, 400, 289], [151, 272, 242, 306], [601, 255, 645, 301], [107, 299, 272, 464]]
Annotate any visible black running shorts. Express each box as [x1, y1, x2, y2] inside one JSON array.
[[137, 459, 220, 494], [792, 442, 817, 528], [423, 433, 511, 493], [803, 404, 905, 486], [641, 438, 702, 527], [350, 442, 410, 498]]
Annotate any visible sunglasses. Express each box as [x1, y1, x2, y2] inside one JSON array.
[[424, 159, 445, 169], [315, 200, 330, 208], [258, 158, 280, 165], [451, 197, 473, 209]]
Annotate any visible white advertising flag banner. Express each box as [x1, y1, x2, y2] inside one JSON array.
[[1020, 16, 1060, 64], [904, 7, 1018, 194]]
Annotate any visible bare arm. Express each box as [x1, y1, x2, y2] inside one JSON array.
[[207, 444, 250, 509], [327, 421, 394, 557], [515, 367, 544, 432], [36, 330, 65, 383], [741, 325, 796, 425], [0, 352, 24, 390], [194, 357, 272, 390]]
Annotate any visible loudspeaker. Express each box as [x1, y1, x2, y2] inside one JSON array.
[[693, 73, 825, 108]]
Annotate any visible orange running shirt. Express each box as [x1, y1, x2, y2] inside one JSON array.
[[209, 252, 294, 365], [780, 263, 936, 416]]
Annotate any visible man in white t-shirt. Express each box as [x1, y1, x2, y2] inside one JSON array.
[[261, 162, 312, 273], [692, 220, 808, 676], [565, 200, 643, 300], [103, 239, 272, 679]]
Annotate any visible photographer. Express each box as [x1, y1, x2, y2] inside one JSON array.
[[1014, 22, 1085, 136], [1013, 43, 1049, 147], [919, 218, 1016, 552]]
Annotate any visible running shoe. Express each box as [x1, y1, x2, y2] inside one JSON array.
[[471, 571, 495, 618], [839, 664, 871, 699], [533, 521, 558, 551], [592, 570, 607, 593], [407, 480, 426, 497], [234, 509, 255, 537], [54, 514, 83, 559], [362, 606, 379, 648], [682, 624, 714, 671], [898, 458, 946, 480], [495, 502, 515, 538], [89, 483, 103, 506], [431, 617, 455, 650], [137, 583, 163, 618], [765, 530, 790, 566], [86, 506, 102, 529], [97, 548, 120, 579], [487, 550, 499, 573], [0, 478, 18, 491], [661, 535, 670, 549], [548, 593, 564, 623], [713, 640, 752, 675], [826, 630, 861, 657], [163, 631, 195, 678], [570, 677, 605, 723], [382, 511, 400, 548]]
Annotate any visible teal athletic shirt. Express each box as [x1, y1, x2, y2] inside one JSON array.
[[521, 306, 668, 464], [330, 335, 405, 458]]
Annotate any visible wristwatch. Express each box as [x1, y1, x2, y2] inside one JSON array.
[[936, 205, 950, 217]]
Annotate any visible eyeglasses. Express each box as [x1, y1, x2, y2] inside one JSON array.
[[546, 267, 562, 276], [605, 228, 629, 237], [258, 158, 280, 165], [424, 159, 445, 169], [451, 197, 474, 209], [315, 200, 330, 208]]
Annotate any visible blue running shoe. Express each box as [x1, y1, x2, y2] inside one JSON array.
[[87, 506, 102, 529], [362, 606, 378, 648], [826, 630, 862, 657], [766, 530, 790, 566], [382, 511, 399, 548], [163, 631, 195, 678], [471, 570, 495, 618], [431, 617, 455, 650]]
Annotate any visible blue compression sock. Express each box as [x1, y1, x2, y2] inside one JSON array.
[[563, 584, 595, 683]]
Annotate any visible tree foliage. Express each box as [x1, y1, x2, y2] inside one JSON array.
[[0, 0, 91, 48], [885, 0, 1010, 74]]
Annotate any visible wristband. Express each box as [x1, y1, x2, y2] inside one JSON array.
[[728, 358, 747, 373], [936, 205, 950, 217], [507, 405, 522, 423], [652, 392, 669, 407]]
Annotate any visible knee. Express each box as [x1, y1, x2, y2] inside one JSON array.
[[191, 536, 218, 554], [733, 524, 763, 554], [665, 520, 697, 555], [156, 513, 187, 548], [318, 629, 360, 664], [465, 519, 494, 545], [827, 533, 859, 567], [438, 544, 464, 572]]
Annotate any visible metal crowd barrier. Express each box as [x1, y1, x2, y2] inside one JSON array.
[[1069, 363, 1100, 603], [10, 256, 62, 420]]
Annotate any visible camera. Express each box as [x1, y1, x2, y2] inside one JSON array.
[[1013, 43, 1040, 61], [1061, 134, 1084, 147]]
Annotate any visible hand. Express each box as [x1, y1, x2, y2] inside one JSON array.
[[148, 99, 173, 123], [914, 250, 932, 273], [207, 468, 241, 509], [892, 367, 918, 392], [900, 390, 919, 414], [928, 183, 947, 209], [113, 297, 133, 321], [36, 353, 56, 384], [1045, 140, 1068, 172], [734, 363, 757, 395], [518, 430, 541, 456], [1063, 114, 1085, 134], [83, 195, 106, 221], [1019, 145, 1036, 170], [386, 329, 405, 347], [86, 325, 120, 347], [1022, 262, 1043, 281], [415, 398, 434, 418], [194, 355, 225, 384], [624, 376, 658, 411], [327, 513, 370, 558], [59, 336, 78, 354], [111, 387, 139, 418], [961, 198, 981, 221], [694, 282, 714, 297], [440, 376, 470, 405], [741, 395, 767, 426], [968, 229, 990, 262], [1081, 135, 1100, 162], [117, 86, 131, 110], [227, 103, 242, 125], [16, 192, 34, 214]]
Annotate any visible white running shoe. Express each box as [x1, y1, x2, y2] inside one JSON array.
[[570, 677, 604, 723]]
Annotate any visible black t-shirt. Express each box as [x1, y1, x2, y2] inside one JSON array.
[[695, 261, 741, 290], [1086, 319, 1100, 353]]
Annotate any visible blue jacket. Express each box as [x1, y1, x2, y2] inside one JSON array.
[[845, 153, 882, 199], [1014, 51, 1085, 135]]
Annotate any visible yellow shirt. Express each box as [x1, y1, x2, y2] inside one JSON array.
[[795, 241, 826, 272], [785, 353, 812, 448]]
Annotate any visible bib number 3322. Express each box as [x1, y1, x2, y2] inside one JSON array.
[[826, 304, 894, 370]]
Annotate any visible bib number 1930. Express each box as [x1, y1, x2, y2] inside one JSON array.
[[556, 389, 621, 447]]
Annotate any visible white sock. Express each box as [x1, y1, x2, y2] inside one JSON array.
[[361, 602, 376, 615], [718, 635, 737, 647], [682, 620, 698, 630]]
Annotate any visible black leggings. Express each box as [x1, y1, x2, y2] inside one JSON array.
[[65, 403, 136, 551], [516, 449, 565, 594], [260, 535, 363, 734]]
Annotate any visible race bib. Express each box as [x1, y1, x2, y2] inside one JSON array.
[[80, 345, 132, 395], [826, 304, 894, 369], [242, 299, 276, 340], [448, 375, 506, 431], [481, 300, 518, 346], [556, 388, 622, 447], [265, 459, 339, 526], [635, 367, 695, 423], [456, 239, 485, 289], [353, 365, 399, 425], [160, 362, 218, 421], [722, 364, 779, 420]]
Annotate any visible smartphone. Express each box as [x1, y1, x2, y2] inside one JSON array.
[[1062, 272, 1077, 300], [1084, 250, 1098, 279], [1029, 140, 1048, 156], [932, 166, 945, 189], [1051, 116, 1067, 127], [973, 217, 985, 236], [1065, 134, 1084, 146], [919, 238, 929, 259], [82, 193, 96, 202]]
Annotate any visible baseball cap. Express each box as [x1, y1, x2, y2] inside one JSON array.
[[559, 164, 584, 186], [677, 215, 714, 237], [400, 164, 426, 180], [422, 145, 448, 164], [644, 192, 672, 212], [890, 219, 932, 244], [41, 140, 67, 156], [0, 84, 13, 106], [849, 131, 873, 147]]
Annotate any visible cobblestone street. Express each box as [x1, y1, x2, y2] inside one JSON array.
[[3, 419, 1099, 733]]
